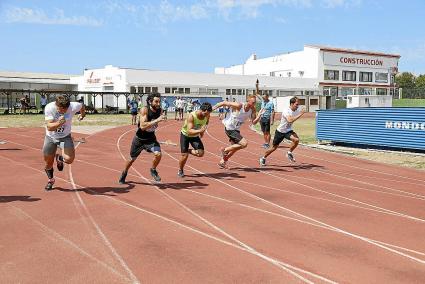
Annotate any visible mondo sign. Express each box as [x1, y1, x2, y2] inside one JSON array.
[[385, 121, 425, 130]]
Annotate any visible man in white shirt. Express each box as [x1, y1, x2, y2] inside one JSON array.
[[259, 96, 305, 166], [173, 97, 185, 121], [43, 95, 85, 190], [213, 95, 264, 168]]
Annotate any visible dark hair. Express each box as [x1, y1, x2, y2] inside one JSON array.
[[290, 96, 298, 105], [200, 102, 212, 112], [55, 95, 70, 108], [146, 93, 161, 105]]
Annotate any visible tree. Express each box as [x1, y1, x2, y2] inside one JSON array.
[[395, 72, 416, 89], [415, 74, 425, 88]]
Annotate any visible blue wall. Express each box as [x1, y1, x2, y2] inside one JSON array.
[[316, 108, 425, 150]]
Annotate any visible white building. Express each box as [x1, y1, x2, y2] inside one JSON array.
[[215, 45, 400, 98], [70, 65, 324, 111]]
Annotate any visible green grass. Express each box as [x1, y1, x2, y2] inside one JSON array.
[[254, 116, 316, 144], [335, 99, 347, 109], [0, 114, 134, 128], [392, 99, 425, 107]]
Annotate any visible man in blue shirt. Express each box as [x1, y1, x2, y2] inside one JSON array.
[[257, 80, 275, 148], [129, 98, 139, 125]]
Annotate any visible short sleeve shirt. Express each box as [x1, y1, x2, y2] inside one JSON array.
[[277, 107, 300, 133], [261, 100, 274, 120], [44, 102, 82, 138]]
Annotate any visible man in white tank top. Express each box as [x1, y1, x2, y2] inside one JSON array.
[[213, 95, 264, 168]]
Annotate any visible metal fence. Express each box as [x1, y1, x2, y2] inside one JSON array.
[[399, 88, 425, 99]]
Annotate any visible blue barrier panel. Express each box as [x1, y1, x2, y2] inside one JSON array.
[[316, 107, 425, 150]]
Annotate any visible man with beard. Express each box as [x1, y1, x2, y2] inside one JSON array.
[[119, 93, 166, 183]]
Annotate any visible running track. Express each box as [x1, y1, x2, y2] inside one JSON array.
[[1, 117, 424, 283]]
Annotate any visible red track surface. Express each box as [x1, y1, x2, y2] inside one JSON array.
[[1, 118, 424, 283]]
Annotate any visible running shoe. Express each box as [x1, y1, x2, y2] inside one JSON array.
[[45, 178, 55, 191], [177, 169, 185, 178], [218, 160, 228, 169], [259, 157, 266, 166], [150, 168, 161, 182], [220, 147, 228, 160], [287, 151, 296, 163], [119, 171, 127, 184], [55, 154, 64, 171]]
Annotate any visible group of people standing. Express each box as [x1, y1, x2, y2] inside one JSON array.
[[41, 80, 305, 190]]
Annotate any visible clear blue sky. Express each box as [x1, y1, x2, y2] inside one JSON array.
[[1, 0, 425, 75]]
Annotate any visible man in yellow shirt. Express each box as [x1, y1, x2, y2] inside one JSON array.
[[178, 102, 212, 177]]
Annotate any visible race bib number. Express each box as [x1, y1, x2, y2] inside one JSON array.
[[56, 126, 65, 133]]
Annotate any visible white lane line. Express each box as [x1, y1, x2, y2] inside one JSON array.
[[117, 128, 323, 284], [9, 205, 132, 282], [206, 130, 425, 223]]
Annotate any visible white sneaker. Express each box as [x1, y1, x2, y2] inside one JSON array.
[[287, 152, 296, 163], [259, 157, 266, 166]]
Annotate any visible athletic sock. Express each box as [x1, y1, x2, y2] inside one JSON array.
[[45, 168, 54, 179]]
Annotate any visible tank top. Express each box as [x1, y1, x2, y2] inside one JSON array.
[[136, 106, 161, 141], [181, 111, 208, 137], [223, 103, 252, 131]]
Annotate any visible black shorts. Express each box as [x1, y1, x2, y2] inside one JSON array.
[[131, 110, 138, 116], [272, 130, 295, 146], [163, 109, 168, 115], [260, 119, 271, 133], [130, 136, 161, 159], [225, 129, 243, 144], [180, 133, 204, 153]]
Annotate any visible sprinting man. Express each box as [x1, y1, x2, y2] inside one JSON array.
[[213, 95, 264, 168], [259, 96, 305, 166], [119, 93, 165, 184], [178, 102, 212, 177], [43, 95, 85, 191]]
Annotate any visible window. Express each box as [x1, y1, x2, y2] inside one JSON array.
[[324, 70, 339, 80], [287, 72, 291, 77], [237, 89, 242, 96], [359, 72, 372, 82], [375, 72, 388, 83], [103, 86, 114, 91], [226, 89, 231, 96], [299, 71, 304, 77], [145, 87, 151, 93], [323, 87, 338, 96], [310, 99, 318, 105], [359, 87, 372, 95], [137, 87, 143, 93], [184, 88, 190, 94], [152, 87, 158, 93], [178, 88, 184, 94], [340, 87, 355, 97], [130, 86, 136, 93], [342, 71, 356, 81], [376, 88, 388, 95], [172, 87, 177, 94], [165, 87, 171, 94], [298, 99, 306, 105]]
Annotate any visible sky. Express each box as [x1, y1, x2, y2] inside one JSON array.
[[1, 0, 425, 75]]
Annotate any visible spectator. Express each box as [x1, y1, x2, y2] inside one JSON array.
[[161, 98, 169, 120], [128, 98, 139, 125], [40, 94, 48, 114]]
